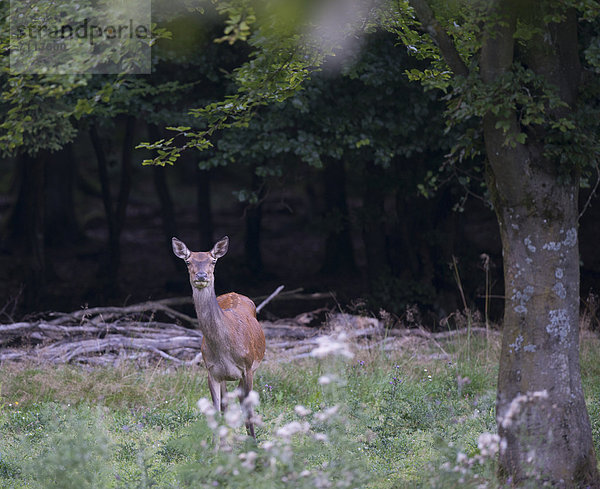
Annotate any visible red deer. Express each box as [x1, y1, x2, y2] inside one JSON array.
[[172, 236, 265, 439]]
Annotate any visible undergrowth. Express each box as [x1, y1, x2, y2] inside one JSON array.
[[0, 330, 598, 488]]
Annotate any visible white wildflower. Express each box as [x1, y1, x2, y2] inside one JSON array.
[[310, 333, 354, 359], [313, 432, 329, 442], [243, 390, 260, 408], [238, 451, 258, 470], [456, 452, 468, 464], [477, 432, 501, 458], [499, 390, 548, 428], [249, 412, 264, 428], [300, 470, 311, 477], [295, 405, 312, 417], [226, 389, 241, 403], [261, 441, 274, 451], [197, 397, 216, 416], [224, 406, 243, 428], [276, 421, 310, 439], [318, 375, 332, 385], [315, 405, 339, 422], [314, 473, 332, 488]]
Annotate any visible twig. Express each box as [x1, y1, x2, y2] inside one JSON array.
[[579, 162, 600, 221], [256, 285, 285, 314]]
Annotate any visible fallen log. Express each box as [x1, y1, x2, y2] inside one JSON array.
[[0, 300, 499, 365]]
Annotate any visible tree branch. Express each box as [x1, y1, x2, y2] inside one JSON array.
[[408, 0, 468, 77]]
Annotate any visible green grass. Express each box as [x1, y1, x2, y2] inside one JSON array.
[[0, 332, 598, 488]]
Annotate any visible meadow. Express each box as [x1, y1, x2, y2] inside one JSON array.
[[1, 329, 599, 488]]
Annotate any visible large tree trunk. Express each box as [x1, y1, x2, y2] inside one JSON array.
[[480, 5, 599, 485], [491, 164, 598, 485], [407, 0, 599, 485]]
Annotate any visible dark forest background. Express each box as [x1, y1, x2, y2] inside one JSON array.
[[2, 8, 600, 325]]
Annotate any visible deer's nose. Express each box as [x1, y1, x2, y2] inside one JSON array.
[[195, 271, 209, 282]]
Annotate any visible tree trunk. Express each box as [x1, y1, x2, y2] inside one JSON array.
[[245, 170, 264, 275], [491, 165, 598, 486], [115, 116, 135, 238], [321, 158, 356, 274], [89, 117, 136, 294], [361, 160, 389, 289], [196, 165, 214, 250], [6, 153, 47, 306], [44, 143, 82, 246], [407, 0, 599, 485], [149, 125, 179, 270], [480, 4, 598, 486], [89, 124, 119, 288]]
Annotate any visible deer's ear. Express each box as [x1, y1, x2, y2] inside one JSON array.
[[172, 237, 191, 260], [211, 236, 229, 259]]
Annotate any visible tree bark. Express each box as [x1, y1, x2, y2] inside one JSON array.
[[480, 2, 599, 486], [491, 163, 598, 486], [408, 0, 600, 485]]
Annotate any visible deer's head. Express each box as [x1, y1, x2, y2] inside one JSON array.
[[172, 236, 229, 290]]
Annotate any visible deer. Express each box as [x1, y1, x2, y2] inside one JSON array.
[[172, 236, 266, 439]]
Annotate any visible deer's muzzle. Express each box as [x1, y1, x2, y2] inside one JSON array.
[[193, 272, 210, 289]]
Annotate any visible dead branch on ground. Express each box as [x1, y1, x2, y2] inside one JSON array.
[[0, 298, 498, 365]]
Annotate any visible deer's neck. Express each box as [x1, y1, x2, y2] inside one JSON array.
[[192, 286, 228, 346]]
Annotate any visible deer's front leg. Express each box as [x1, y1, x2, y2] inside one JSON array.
[[207, 373, 222, 413], [219, 381, 227, 412]]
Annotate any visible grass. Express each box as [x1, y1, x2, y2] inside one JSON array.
[[0, 331, 599, 488]]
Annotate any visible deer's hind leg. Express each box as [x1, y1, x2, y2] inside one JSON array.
[[238, 369, 257, 439]]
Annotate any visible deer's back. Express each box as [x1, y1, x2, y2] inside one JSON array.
[[217, 292, 257, 317], [216, 292, 265, 369]]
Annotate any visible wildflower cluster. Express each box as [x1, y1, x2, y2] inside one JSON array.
[[184, 329, 367, 488], [196, 389, 261, 449], [193, 390, 365, 488], [434, 433, 504, 488], [310, 332, 354, 359], [389, 365, 403, 386], [498, 390, 548, 429]]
